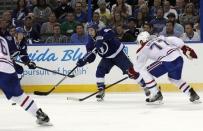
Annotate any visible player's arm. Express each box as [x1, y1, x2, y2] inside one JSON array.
[[165, 36, 197, 60], [76, 41, 97, 67], [19, 39, 36, 69]]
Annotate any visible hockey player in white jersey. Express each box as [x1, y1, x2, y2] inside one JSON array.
[[0, 36, 52, 125], [135, 31, 200, 103]]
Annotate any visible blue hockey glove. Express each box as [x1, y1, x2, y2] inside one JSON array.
[[27, 61, 36, 69], [76, 59, 86, 67]]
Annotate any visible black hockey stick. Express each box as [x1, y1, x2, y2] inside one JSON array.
[[67, 76, 128, 101], [16, 61, 75, 78], [34, 66, 78, 96]]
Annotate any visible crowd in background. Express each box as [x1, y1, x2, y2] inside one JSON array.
[[0, 0, 200, 44]]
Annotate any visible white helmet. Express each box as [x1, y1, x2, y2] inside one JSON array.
[[137, 31, 150, 44]]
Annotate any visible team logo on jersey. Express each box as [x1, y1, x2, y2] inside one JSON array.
[[98, 42, 108, 55]]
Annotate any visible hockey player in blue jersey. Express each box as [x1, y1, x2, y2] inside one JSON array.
[[76, 22, 162, 102], [0, 36, 51, 125], [5, 27, 36, 79]]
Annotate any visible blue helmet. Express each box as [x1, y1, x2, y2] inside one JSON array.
[[15, 27, 24, 33], [87, 22, 98, 30]]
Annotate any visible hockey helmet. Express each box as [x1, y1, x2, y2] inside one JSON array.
[[137, 31, 150, 44], [87, 21, 98, 30]]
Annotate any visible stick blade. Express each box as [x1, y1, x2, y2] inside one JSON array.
[[67, 97, 81, 101], [34, 91, 49, 96]]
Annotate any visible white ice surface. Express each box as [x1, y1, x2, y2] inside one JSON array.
[[0, 92, 203, 131]]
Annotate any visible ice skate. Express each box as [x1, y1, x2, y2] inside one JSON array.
[[189, 88, 201, 103], [146, 91, 163, 104], [96, 90, 105, 102], [36, 108, 52, 126]]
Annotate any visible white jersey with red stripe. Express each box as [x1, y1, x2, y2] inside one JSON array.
[[0, 36, 15, 74], [135, 36, 184, 70]]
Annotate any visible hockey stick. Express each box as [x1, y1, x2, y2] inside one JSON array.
[[67, 76, 129, 101], [34, 66, 78, 96], [34, 48, 97, 96], [15, 61, 75, 78]]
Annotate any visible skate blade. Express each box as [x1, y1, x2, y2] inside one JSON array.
[[146, 100, 164, 105], [36, 121, 53, 126], [97, 98, 104, 102], [191, 99, 202, 104]]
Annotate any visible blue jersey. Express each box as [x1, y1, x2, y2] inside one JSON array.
[[86, 28, 124, 58], [5, 35, 30, 63]]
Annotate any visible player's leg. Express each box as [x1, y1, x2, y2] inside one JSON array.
[[13, 62, 24, 80], [96, 58, 114, 101], [0, 72, 51, 125], [146, 61, 173, 102], [114, 51, 162, 102], [167, 57, 200, 103]]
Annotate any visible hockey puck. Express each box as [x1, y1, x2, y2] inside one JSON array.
[[12, 103, 16, 105]]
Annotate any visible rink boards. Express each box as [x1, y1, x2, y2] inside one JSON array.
[[20, 43, 203, 92]]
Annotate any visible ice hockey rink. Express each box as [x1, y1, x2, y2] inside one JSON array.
[[0, 92, 203, 131]]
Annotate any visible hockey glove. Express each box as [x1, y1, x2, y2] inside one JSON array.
[[76, 59, 86, 67], [127, 67, 140, 79], [181, 45, 197, 60], [27, 61, 36, 69]]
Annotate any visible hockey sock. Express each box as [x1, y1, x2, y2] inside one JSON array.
[[169, 79, 191, 95], [145, 79, 159, 95], [10, 93, 39, 117], [96, 77, 105, 90]]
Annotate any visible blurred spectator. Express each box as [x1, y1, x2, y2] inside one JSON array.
[[70, 24, 88, 44], [194, 22, 200, 35], [161, 13, 184, 37], [181, 23, 200, 41], [179, 3, 199, 26], [139, 4, 152, 22], [133, 0, 146, 17], [110, 12, 126, 29], [46, 0, 60, 10], [21, 16, 41, 44], [150, 7, 166, 35], [74, 2, 87, 23], [46, 24, 69, 43], [2, 11, 12, 28], [136, 11, 145, 28], [142, 22, 156, 37], [27, 0, 37, 12], [149, 0, 162, 18], [175, 0, 185, 16], [12, 0, 29, 27], [40, 13, 59, 41], [163, 0, 178, 20], [124, 17, 140, 41], [0, 19, 11, 37], [54, 0, 73, 22], [87, 12, 106, 31], [33, 0, 52, 24], [160, 21, 181, 37], [111, 0, 132, 19], [115, 25, 135, 42], [80, 0, 88, 13], [60, 12, 78, 37], [94, 0, 111, 25]]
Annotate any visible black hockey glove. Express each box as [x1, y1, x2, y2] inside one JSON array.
[[27, 61, 36, 69], [76, 59, 86, 67]]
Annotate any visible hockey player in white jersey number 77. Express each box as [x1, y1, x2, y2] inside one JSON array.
[[135, 31, 200, 103], [0, 36, 52, 126]]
